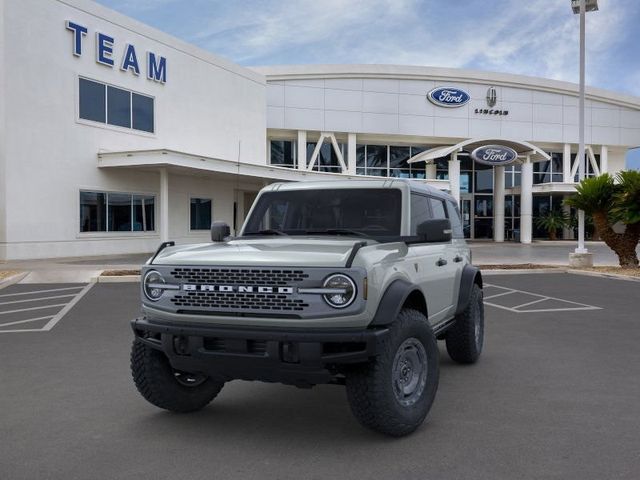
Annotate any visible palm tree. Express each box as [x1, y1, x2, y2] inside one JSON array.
[[565, 172, 640, 267], [535, 209, 569, 240]]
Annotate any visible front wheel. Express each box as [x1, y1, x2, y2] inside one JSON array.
[[131, 340, 224, 413], [345, 309, 439, 437]]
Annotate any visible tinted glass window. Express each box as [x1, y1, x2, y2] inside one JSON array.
[[190, 198, 212, 230], [107, 86, 131, 128], [79, 79, 106, 123], [410, 194, 432, 235], [244, 189, 402, 241], [108, 193, 132, 231], [446, 201, 464, 238], [132, 93, 154, 133], [133, 195, 155, 231], [429, 198, 447, 220], [80, 191, 106, 232], [270, 140, 296, 168]]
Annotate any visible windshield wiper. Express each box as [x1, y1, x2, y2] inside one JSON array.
[[244, 229, 288, 236], [304, 228, 371, 238]]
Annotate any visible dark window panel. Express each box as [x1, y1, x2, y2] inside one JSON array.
[[79, 78, 106, 123], [190, 198, 212, 230], [410, 194, 432, 235], [366, 145, 387, 169], [356, 145, 366, 168], [132, 93, 154, 133], [133, 195, 155, 231], [80, 191, 106, 232], [107, 86, 131, 128], [108, 193, 133, 231]]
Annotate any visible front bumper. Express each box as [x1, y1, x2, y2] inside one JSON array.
[[131, 317, 389, 387]]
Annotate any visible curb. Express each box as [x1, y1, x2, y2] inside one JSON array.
[[0, 271, 29, 290], [93, 275, 141, 283], [566, 269, 640, 282], [481, 268, 564, 275]]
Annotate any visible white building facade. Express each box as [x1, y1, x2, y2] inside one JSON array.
[[1, 0, 640, 260]]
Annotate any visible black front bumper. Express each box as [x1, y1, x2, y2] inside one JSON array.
[[131, 317, 389, 387]]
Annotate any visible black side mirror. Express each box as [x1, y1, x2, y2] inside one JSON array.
[[211, 221, 230, 242], [416, 219, 452, 243]]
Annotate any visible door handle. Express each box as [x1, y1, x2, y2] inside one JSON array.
[[436, 258, 447, 267], [453, 255, 463, 263]]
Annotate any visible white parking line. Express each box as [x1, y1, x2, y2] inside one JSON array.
[[483, 283, 602, 313], [0, 293, 78, 306], [0, 283, 94, 333], [0, 286, 84, 298]]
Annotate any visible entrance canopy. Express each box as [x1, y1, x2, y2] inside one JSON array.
[[407, 138, 551, 164]]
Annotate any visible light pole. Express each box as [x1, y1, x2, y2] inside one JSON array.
[[570, 0, 598, 261]]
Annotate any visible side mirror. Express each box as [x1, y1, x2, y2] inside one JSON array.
[[416, 219, 452, 243], [211, 221, 230, 242]]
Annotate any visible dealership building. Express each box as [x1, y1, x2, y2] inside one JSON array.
[[1, 0, 640, 260]]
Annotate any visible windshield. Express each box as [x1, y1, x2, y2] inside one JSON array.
[[242, 188, 402, 240]]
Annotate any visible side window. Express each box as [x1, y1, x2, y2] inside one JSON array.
[[410, 194, 432, 234], [429, 198, 448, 220], [446, 200, 464, 238]]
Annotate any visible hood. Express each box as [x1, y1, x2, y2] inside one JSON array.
[[151, 237, 372, 267]]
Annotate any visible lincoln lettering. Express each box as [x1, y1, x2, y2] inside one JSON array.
[[182, 285, 295, 294], [65, 21, 167, 83]]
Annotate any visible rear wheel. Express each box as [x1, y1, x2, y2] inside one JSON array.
[[446, 283, 484, 364], [345, 309, 439, 437], [131, 340, 224, 413]]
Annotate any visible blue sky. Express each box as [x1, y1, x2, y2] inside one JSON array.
[[95, 0, 640, 169]]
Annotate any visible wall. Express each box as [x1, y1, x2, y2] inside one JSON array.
[[1, 0, 266, 259]]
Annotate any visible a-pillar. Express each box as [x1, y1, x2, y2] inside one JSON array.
[[520, 157, 533, 244], [493, 165, 505, 242], [160, 168, 169, 242], [448, 153, 461, 206]]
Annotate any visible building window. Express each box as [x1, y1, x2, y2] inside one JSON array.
[[80, 191, 155, 233], [190, 198, 212, 230], [571, 153, 601, 181], [306, 142, 345, 173], [356, 145, 426, 178], [78, 78, 154, 133], [270, 140, 297, 168], [534, 153, 564, 184]]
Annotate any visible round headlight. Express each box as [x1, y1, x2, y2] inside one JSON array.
[[323, 274, 356, 308], [143, 270, 165, 301]]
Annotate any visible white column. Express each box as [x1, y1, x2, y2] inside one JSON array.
[[562, 198, 573, 240], [347, 133, 357, 175], [297, 130, 307, 170], [448, 153, 461, 206], [563, 143, 573, 183], [493, 165, 505, 242], [159, 168, 169, 242], [600, 145, 608, 174], [520, 158, 533, 244], [425, 163, 437, 180]]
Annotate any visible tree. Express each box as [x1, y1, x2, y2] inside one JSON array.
[[535, 209, 569, 240], [565, 172, 640, 267]]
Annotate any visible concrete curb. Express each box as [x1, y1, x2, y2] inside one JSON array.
[[0, 271, 30, 290], [93, 275, 141, 283], [566, 269, 640, 282], [481, 267, 640, 282]]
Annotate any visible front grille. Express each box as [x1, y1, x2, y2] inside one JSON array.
[[203, 337, 267, 356], [170, 268, 309, 286], [171, 292, 309, 311]]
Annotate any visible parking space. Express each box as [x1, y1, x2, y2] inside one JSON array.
[[1, 273, 639, 479], [0, 283, 93, 333], [483, 282, 602, 313]]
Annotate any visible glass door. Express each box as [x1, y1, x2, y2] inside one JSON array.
[[461, 196, 472, 239]]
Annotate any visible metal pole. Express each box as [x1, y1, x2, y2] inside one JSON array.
[[576, 0, 587, 254]]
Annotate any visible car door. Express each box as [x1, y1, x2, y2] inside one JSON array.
[[408, 194, 456, 325]]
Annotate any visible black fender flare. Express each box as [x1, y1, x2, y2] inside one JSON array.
[[370, 279, 425, 326], [455, 265, 483, 316]]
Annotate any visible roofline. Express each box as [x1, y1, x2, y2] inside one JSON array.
[[250, 64, 640, 110]]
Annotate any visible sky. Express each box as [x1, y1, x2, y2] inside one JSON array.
[[94, 0, 640, 170]]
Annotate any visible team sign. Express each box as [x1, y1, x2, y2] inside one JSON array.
[[66, 21, 167, 84]]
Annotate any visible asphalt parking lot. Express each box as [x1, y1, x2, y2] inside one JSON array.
[[1, 273, 639, 480]]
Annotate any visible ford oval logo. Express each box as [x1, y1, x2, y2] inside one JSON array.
[[427, 87, 470, 108], [471, 145, 518, 166]]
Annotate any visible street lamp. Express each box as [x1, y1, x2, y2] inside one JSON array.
[[571, 0, 597, 261]]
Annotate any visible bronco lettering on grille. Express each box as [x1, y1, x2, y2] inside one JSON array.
[[182, 284, 295, 294]]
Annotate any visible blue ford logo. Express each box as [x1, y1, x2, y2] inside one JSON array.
[[427, 87, 470, 108], [471, 145, 518, 166]]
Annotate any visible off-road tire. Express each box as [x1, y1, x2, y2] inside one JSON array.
[[131, 340, 224, 413], [446, 283, 484, 364], [345, 309, 439, 437]]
